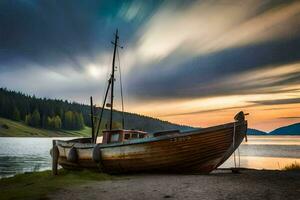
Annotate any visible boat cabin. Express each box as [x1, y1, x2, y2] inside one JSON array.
[[102, 129, 148, 144]]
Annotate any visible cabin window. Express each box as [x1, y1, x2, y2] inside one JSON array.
[[139, 134, 144, 138], [124, 134, 130, 140], [110, 133, 120, 142], [132, 133, 138, 139]]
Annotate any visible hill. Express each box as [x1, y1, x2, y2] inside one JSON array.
[[247, 128, 267, 135], [0, 88, 192, 135], [269, 123, 300, 135], [0, 117, 91, 137]]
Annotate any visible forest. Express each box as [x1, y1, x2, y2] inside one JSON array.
[[0, 88, 191, 132]]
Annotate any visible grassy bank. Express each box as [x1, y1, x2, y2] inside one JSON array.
[[0, 169, 112, 200], [0, 117, 91, 137], [283, 162, 300, 171]]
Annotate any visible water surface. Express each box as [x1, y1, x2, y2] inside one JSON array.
[[0, 136, 299, 178], [0, 137, 73, 178], [221, 136, 300, 169]]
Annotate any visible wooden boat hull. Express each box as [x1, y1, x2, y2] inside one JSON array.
[[54, 119, 247, 174]]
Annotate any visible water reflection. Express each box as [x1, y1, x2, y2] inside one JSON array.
[[243, 136, 300, 145], [221, 156, 300, 170], [0, 156, 49, 177], [221, 136, 300, 169], [0, 136, 299, 178], [0, 137, 75, 178]]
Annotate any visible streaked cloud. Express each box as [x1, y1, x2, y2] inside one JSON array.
[[251, 97, 300, 106], [278, 116, 300, 119], [0, 0, 300, 131], [134, 0, 300, 63]]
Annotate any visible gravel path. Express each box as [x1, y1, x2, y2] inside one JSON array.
[[49, 169, 300, 200]]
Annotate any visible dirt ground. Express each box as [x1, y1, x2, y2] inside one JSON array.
[[49, 169, 300, 200]]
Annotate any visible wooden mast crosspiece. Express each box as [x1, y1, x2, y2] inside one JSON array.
[[51, 30, 248, 175]]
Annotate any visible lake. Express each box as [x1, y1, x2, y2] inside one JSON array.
[[0, 136, 299, 178]]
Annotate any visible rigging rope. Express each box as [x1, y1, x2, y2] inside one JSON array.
[[116, 47, 125, 129], [94, 46, 114, 142], [95, 51, 113, 135]]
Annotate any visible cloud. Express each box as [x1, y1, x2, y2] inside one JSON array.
[[278, 116, 300, 119], [1, 0, 300, 107], [0, 63, 109, 103], [0, 0, 159, 103], [127, 40, 300, 99], [121, 0, 300, 101], [133, 0, 300, 64], [250, 97, 300, 106], [161, 105, 254, 117], [0, 0, 155, 72]]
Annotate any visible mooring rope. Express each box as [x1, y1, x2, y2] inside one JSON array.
[[233, 122, 237, 168], [238, 147, 241, 168]]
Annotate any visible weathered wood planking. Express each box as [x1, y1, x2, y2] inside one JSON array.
[[54, 119, 247, 174]]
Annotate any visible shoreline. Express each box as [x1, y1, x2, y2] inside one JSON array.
[[0, 167, 294, 179], [50, 169, 300, 200], [1, 168, 299, 200], [0, 166, 296, 180]]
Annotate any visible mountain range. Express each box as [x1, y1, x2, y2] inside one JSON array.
[[248, 123, 300, 135]]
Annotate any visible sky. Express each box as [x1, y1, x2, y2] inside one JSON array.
[[0, 0, 300, 132]]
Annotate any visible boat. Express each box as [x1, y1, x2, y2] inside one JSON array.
[[51, 30, 248, 174]]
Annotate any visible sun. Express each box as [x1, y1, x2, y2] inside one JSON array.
[[87, 64, 105, 79]]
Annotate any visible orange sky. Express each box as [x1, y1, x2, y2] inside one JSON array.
[[122, 76, 300, 132], [126, 102, 300, 132]]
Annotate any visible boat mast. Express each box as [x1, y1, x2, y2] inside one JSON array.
[[109, 29, 119, 130], [93, 29, 121, 143]]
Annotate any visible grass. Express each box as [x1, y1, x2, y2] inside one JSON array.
[[0, 117, 91, 137], [0, 169, 112, 200], [283, 162, 300, 171]]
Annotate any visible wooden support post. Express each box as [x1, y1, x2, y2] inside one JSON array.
[[90, 96, 95, 142], [52, 140, 59, 175]]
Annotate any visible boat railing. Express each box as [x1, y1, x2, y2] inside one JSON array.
[[152, 129, 180, 137]]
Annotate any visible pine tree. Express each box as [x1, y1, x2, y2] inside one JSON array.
[[64, 111, 74, 130], [73, 112, 84, 130], [79, 113, 85, 129], [54, 115, 62, 129], [42, 115, 47, 128], [47, 116, 54, 129], [31, 109, 41, 127], [25, 114, 32, 126], [12, 107, 21, 121]]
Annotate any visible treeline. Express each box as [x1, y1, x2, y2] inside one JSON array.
[[0, 88, 84, 130], [0, 88, 193, 132], [24, 110, 84, 130]]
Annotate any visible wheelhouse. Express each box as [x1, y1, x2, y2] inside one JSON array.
[[102, 129, 148, 144]]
